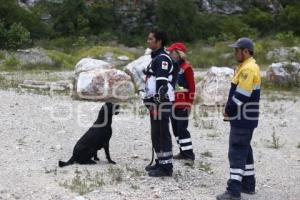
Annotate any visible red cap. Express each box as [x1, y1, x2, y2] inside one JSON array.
[[166, 42, 187, 53]]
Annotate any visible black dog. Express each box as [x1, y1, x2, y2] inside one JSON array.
[[58, 102, 120, 167]]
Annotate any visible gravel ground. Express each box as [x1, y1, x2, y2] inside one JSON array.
[[0, 90, 299, 200]]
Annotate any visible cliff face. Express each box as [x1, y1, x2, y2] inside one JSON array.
[[197, 0, 282, 14], [18, 0, 283, 14], [17, 0, 283, 35]]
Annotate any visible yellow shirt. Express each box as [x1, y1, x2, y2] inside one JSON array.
[[232, 57, 261, 99]]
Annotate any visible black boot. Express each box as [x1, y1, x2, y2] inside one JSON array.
[[216, 191, 241, 200], [241, 188, 255, 195], [148, 167, 172, 177], [145, 159, 159, 171]]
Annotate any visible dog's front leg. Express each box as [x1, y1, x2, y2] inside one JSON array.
[[93, 151, 100, 161], [104, 143, 116, 164]]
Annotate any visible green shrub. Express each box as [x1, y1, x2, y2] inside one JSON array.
[[0, 51, 5, 60], [88, 2, 118, 34], [35, 37, 74, 52], [188, 41, 235, 68], [6, 23, 31, 49], [220, 16, 256, 39], [0, 22, 6, 49], [46, 50, 76, 70], [4, 54, 19, 67], [243, 8, 274, 34], [156, 0, 197, 42], [73, 36, 87, 47], [277, 5, 300, 34], [274, 31, 297, 46]]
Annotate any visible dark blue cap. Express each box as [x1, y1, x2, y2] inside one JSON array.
[[229, 37, 254, 52]]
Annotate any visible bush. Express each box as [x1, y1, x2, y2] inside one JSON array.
[[88, 2, 118, 34], [4, 54, 19, 67], [220, 16, 257, 39], [277, 5, 300, 34], [0, 22, 6, 49], [156, 0, 197, 42], [275, 31, 298, 46], [51, 0, 89, 36], [243, 8, 274, 34], [6, 23, 31, 49]]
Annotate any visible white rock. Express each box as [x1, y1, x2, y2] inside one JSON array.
[[76, 69, 134, 101], [124, 49, 152, 91], [197, 66, 234, 106], [74, 58, 113, 76], [118, 55, 130, 61], [267, 62, 300, 85]]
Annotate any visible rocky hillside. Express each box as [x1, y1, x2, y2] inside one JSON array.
[[19, 0, 283, 14]]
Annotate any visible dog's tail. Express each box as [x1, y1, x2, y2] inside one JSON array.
[[58, 157, 75, 167]]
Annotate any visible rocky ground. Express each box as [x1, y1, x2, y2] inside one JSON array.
[[0, 87, 299, 200]]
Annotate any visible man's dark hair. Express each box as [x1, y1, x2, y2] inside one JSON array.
[[241, 48, 254, 56], [150, 29, 168, 47]]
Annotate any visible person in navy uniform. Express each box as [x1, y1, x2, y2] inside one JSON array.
[[166, 42, 196, 165], [217, 38, 261, 200], [142, 29, 175, 177]]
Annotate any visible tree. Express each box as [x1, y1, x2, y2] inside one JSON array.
[[155, 0, 198, 42], [52, 0, 89, 36], [6, 23, 31, 49]]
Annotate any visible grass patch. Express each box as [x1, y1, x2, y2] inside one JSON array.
[[187, 35, 300, 69], [0, 45, 137, 71], [195, 161, 213, 174], [261, 77, 300, 92], [125, 165, 145, 178], [201, 151, 213, 158], [59, 169, 105, 195], [46, 50, 77, 70], [0, 74, 20, 90], [267, 127, 284, 149], [108, 166, 124, 184], [0, 51, 6, 60], [74, 46, 135, 61], [188, 41, 235, 68], [2, 54, 20, 70], [297, 143, 300, 149]]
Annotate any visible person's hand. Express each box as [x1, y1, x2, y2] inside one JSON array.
[[138, 90, 145, 99], [223, 112, 230, 121], [153, 93, 162, 104]]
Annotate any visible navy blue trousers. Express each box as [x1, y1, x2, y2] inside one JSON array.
[[149, 103, 173, 172], [170, 108, 195, 160], [227, 126, 256, 197]]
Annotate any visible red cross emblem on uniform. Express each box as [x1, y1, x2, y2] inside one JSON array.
[[162, 61, 168, 70]]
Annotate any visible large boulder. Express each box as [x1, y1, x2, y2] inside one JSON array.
[[197, 67, 234, 106], [266, 47, 300, 62], [267, 62, 300, 85], [124, 48, 152, 91], [74, 58, 134, 101], [76, 69, 134, 101], [74, 58, 113, 76]]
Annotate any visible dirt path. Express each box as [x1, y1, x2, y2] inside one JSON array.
[[0, 90, 299, 200]]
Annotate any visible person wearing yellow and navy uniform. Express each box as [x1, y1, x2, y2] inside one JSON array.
[[217, 38, 261, 200], [166, 43, 196, 163], [142, 29, 175, 177]]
